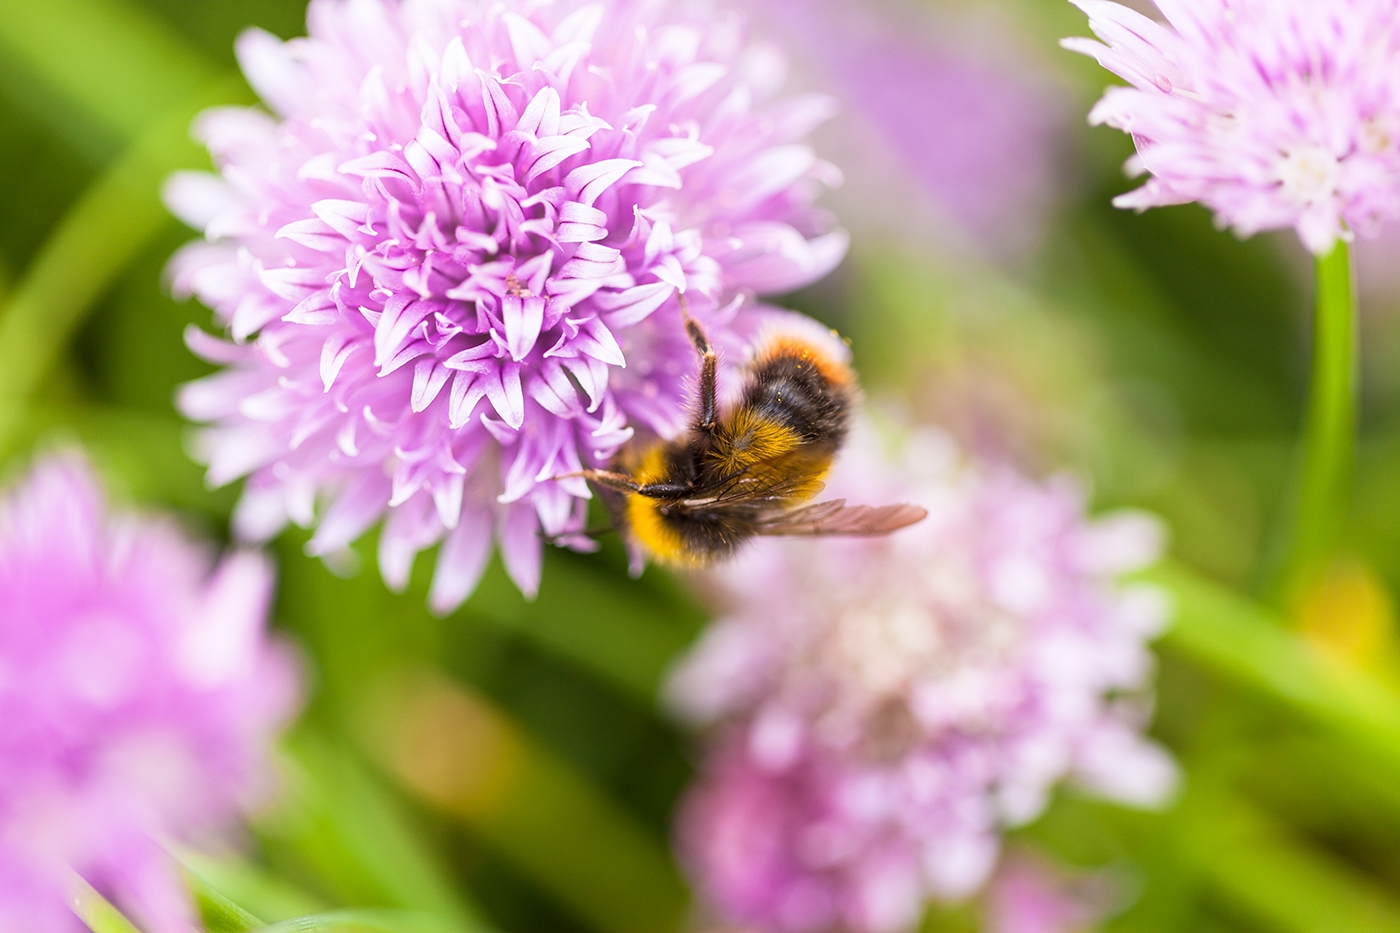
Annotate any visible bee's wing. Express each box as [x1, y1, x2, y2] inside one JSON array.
[[756, 499, 928, 537], [704, 472, 827, 506]]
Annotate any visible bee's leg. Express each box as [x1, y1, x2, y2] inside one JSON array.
[[679, 294, 718, 434], [571, 468, 642, 494]]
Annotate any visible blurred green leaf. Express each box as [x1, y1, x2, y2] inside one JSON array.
[[847, 241, 1293, 585], [0, 404, 232, 518], [1046, 206, 1302, 436], [0, 0, 252, 464], [67, 872, 142, 933], [274, 523, 702, 712], [1151, 561, 1400, 773], [272, 534, 693, 929], [83, 226, 223, 415], [1031, 562, 1400, 929], [1239, 736, 1400, 888], [258, 731, 484, 929], [848, 241, 1181, 503], [1178, 784, 1400, 933], [189, 878, 483, 933], [0, 72, 248, 457], [0, 90, 103, 272], [363, 672, 689, 933], [460, 549, 705, 703], [1028, 775, 1400, 933], [0, 0, 219, 144]]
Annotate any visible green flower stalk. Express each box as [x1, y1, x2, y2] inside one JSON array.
[[1285, 244, 1359, 594], [1064, 1, 1391, 601]]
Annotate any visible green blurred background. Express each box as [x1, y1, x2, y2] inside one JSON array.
[[7, 0, 1400, 931]]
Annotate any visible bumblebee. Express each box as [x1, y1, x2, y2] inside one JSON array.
[[577, 311, 927, 567]]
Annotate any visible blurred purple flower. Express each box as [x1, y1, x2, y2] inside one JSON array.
[[166, 0, 846, 609], [669, 421, 1175, 933], [1065, 0, 1400, 254], [0, 454, 299, 933], [752, 0, 1067, 256]]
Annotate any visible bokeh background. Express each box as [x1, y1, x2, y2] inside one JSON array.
[[6, 0, 1400, 930]]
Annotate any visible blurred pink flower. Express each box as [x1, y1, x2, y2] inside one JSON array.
[[754, 0, 1066, 257], [669, 422, 1175, 933], [984, 855, 1107, 933], [0, 455, 300, 933], [166, 0, 846, 610], [1354, 221, 1400, 309], [1065, 0, 1400, 254]]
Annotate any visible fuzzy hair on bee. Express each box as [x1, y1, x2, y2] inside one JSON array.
[[574, 310, 927, 569]]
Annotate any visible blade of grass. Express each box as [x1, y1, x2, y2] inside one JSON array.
[[67, 872, 142, 933], [259, 911, 469, 933], [186, 870, 264, 933], [177, 849, 327, 924]]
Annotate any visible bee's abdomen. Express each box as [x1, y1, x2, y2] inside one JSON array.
[[734, 340, 853, 451], [745, 362, 849, 444]]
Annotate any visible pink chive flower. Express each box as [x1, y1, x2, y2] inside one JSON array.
[[668, 422, 1176, 933], [1063, 0, 1400, 254], [165, 0, 846, 610], [0, 455, 300, 933]]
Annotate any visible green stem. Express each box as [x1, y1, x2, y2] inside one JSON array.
[[1282, 242, 1358, 594]]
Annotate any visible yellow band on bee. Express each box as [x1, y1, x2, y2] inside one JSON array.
[[627, 494, 699, 567], [713, 409, 804, 476]]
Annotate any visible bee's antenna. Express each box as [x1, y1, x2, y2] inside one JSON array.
[[677, 294, 718, 434]]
